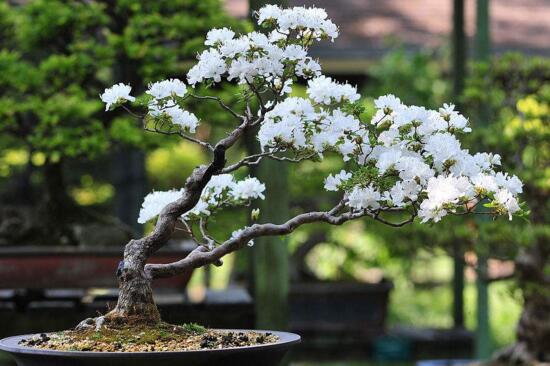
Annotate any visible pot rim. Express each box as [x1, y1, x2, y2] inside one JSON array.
[[0, 329, 300, 358]]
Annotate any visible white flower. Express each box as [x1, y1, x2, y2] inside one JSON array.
[[283, 45, 307, 60], [258, 97, 315, 150], [473, 152, 501, 171], [393, 105, 431, 129], [418, 175, 473, 223], [146, 79, 187, 99], [307, 76, 359, 105], [377, 128, 399, 146], [257, 5, 338, 41], [416, 111, 448, 136], [187, 49, 227, 85], [205, 27, 235, 46], [384, 180, 421, 207], [338, 139, 356, 161], [100, 83, 135, 111], [439, 103, 471, 132], [219, 38, 250, 58], [395, 156, 434, 183], [471, 173, 499, 193], [347, 186, 381, 210], [494, 189, 520, 220], [138, 189, 183, 224], [321, 19, 339, 40], [296, 58, 321, 78], [376, 148, 402, 173], [424, 133, 462, 170], [449, 151, 482, 177], [324, 170, 352, 191], [206, 174, 236, 196], [374, 94, 402, 113], [494, 172, 523, 194], [183, 199, 211, 218], [232, 177, 266, 200], [256, 4, 283, 24], [165, 106, 199, 133]]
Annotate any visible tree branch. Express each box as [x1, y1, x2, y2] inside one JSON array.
[[143, 127, 214, 151], [220, 150, 281, 174], [189, 94, 244, 122], [125, 120, 251, 267], [145, 207, 368, 279], [220, 150, 316, 174]]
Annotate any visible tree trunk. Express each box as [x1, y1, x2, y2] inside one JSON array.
[[111, 267, 160, 323], [109, 243, 161, 323]]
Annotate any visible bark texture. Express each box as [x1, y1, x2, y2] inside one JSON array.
[[112, 264, 160, 322]]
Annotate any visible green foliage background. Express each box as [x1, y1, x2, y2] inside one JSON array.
[[0, 0, 249, 208]]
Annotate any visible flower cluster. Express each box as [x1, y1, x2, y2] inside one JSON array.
[[101, 78, 200, 133], [145, 79, 199, 133], [307, 76, 360, 105], [256, 88, 524, 222], [321, 94, 523, 223], [186, 5, 337, 93], [256, 5, 338, 41], [104, 4, 525, 240], [138, 175, 266, 224]]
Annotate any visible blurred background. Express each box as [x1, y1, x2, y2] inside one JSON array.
[[0, 0, 548, 365]]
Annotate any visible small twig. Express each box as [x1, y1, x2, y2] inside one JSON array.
[[199, 217, 218, 250], [189, 94, 244, 121], [143, 127, 214, 151]]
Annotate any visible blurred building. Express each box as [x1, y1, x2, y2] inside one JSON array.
[[226, 0, 550, 75]]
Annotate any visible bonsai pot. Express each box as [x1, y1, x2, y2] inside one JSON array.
[[0, 330, 300, 366]]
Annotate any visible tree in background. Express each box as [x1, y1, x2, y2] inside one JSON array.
[[0, 0, 246, 246], [364, 51, 550, 363], [463, 54, 550, 364]]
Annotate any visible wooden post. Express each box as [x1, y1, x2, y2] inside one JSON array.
[[474, 0, 492, 359], [451, 0, 466, 329], [452, 242, 465, 328], [248, 0, 290, 330], [452, 0, 466, 101]]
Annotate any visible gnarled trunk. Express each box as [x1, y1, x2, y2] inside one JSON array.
[[108, 242, 161, 323], [111, 267, 160, 323]]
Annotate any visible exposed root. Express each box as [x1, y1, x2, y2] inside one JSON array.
[[75, 312, 162, 332]]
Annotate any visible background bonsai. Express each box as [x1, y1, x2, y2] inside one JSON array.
[[0, 0, 245, 246], [83, 4, 527, 329]]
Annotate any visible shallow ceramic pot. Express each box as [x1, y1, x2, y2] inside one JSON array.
[[0, 330, 300, 366]]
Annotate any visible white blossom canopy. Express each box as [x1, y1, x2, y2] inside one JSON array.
[[101, 4, 526, 253]]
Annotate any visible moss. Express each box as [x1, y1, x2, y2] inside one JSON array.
[[181, 323, 207, 335]]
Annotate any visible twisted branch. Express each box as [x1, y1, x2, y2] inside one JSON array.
[[145, 207, 371, 279]]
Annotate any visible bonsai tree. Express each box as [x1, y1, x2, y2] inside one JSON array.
[[82, 4, 526, 329]]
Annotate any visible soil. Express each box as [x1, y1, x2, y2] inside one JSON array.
[[18, 322, 279, 352]]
